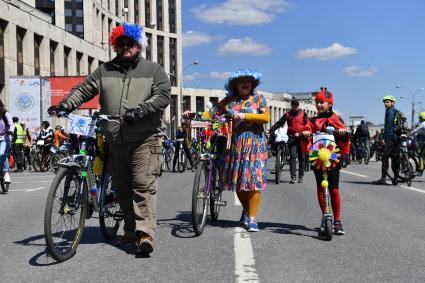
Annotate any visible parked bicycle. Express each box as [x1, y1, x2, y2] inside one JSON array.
[[159, 138, 174, 176], [44, 112, 122, 262]]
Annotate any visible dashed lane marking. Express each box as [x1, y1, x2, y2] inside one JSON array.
[[340, 170, 368, 178], [12, 180, 52, 184], [9, 186, 46, 192], [234, 227, 259, 283]]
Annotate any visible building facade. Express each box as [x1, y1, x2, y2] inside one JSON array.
[[0, 0, 182, 106]]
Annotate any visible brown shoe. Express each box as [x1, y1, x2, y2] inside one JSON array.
[[116, 231, 137, 247], [136, 233, 154, 256]]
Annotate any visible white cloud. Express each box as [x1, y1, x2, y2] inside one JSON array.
[[192, 0, 290, 25], [183, 31, 213, 48], [219, 37, 272, 56], [297, 43, 357, 60], [343, 66, 377, 77], [183, 71, 231, 81]]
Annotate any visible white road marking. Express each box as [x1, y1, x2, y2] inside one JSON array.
[[12, 180, 52, 184], [234, 227, 259, 283], [340, 170, 368, 178], [400, 185, 425, 194], [234, 193, 241, 206], [26, 187, 46, 192]]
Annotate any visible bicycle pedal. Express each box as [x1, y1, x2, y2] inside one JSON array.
[[215, 200, 227, 206]]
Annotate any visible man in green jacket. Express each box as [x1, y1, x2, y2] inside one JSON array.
[[48, 23, 170, 256]]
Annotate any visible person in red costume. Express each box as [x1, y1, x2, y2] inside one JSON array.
[[302, 87, 350, 235]]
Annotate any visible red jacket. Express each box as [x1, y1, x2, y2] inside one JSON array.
[[306, 111, 350, 154]]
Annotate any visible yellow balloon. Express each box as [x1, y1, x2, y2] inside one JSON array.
[[321, 180, 328, 188]]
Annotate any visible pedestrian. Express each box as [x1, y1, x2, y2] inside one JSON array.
[[0, 99, 13, 183], [12, 117, 24, 172], [48, 22, 170, 256], [268, 98, 309, 183], [184, 69, 270, 232], [373, 96, 403, 185], [21, 122, 32, 170], [303, 87, 350, 235]]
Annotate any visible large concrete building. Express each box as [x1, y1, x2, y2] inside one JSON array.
[[0, 0, 317, 137]]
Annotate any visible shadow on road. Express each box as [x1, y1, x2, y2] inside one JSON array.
[[157, 211, 197, 238], [260, 221, 325, 240], [342, 180, 380, 185], [14, 226, 142, 265]]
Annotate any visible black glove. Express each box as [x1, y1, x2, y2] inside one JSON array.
[[48, 103, 71, 116], [123, 106, 145, 126]]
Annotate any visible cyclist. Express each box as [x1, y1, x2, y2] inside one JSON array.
[[354, 120, 370, 161], [302, 87, 350, 235], [53, 125, 67, 147], [0, 99, 13, 183], [410, 112, 425, 176], [48, 22, 170, 256], [268, 99, 309, 183], [172, 126, 194, 172], [183, 69, 270, 232], [12, 117, 24, 172], [373, 96, 402, 185]]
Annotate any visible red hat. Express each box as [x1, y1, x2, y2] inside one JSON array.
[[315, 87, 334, 104]]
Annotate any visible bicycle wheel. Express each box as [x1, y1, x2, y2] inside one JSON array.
[[50, 152, 67, 173], [44, 167, 87, 262], [324, 218, 333, 241], [275, 147, 281, 184], [192, 161, 209, 236], [210, 166, 222, 221], [178, 149, 186, 173], [364, 150, 370, 165], [99, 172, 122, 240], [1, 172, 9, 193], [400, 154, 414, 187]]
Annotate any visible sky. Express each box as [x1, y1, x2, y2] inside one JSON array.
[[181, 0, 425, 125]]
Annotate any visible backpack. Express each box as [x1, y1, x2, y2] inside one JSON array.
[[358, 124, 369, 137], [394, 110, 408, 135]]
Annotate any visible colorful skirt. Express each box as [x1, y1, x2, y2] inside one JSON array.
[[221, 131, 268, 192]]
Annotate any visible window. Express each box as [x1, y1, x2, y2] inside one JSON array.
[[157, 35, 164, 66], [210, 97, 219, 107], [88, 56, 94, 74], [196, 96, 205, 112], [76, 52, 82, 75], [16, 27, 26, 76], [34, 34, 42, 76], [168, 0, 176, 33], [183, 96, 191, 112], [64, 47, 71, 76], [0, 20, 7, 87], [64, 0, 84, 38], [145, 0, 151, 27], [156, 0, 163, 30], [115, 0, 119, 16], [169, 38, 177, 86], [145, 33, 152, 61], [50, 40, 57, 76], [99, 60, 104, 66], [134, 0, 139, 24]]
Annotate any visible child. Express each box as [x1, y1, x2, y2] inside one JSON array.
[[303, 87, 350, 235]]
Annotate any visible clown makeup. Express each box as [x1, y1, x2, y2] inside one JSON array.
[[235, 77, 253, 97], [316, 100, 332, 114]]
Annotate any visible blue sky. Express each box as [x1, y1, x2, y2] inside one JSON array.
[[181, 0, 425, 124]]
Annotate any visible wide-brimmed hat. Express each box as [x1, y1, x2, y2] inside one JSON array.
[[224, 69, 262, 96]]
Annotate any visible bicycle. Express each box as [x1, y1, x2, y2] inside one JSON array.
[[32, 139, 53, 172], [386, 134, 414, 187], [190, 112, 232, 236], [357, 139, 370, 165], [309, 127, 344, 241], [159, 138, 174, 176], [50, 141, 73, 173], [175, 138, 187, 173], [44, 112, 122, 262], [274, 141, 289, 184]]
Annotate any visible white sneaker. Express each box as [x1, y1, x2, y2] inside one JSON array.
[[4, 172, 10, 184]]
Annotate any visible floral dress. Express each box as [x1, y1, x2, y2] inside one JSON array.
[[214, 93, 269, 192]]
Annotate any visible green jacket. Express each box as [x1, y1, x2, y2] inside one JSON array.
[[60, 55, 171, 144]]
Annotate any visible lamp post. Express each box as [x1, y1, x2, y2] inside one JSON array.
[[395, 85, 424, 127], [178, 60, 199, 126]]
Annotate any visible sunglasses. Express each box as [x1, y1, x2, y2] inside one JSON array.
[[116, 41, 137, 49]]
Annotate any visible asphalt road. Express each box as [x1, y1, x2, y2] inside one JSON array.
[[0, 159, 424, 282]]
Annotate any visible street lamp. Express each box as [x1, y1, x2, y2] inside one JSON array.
[[178, 60, 199, 126], [395, 85, 424, 127]]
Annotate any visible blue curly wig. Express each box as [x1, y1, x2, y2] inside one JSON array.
[[224, 69, 263, 96]]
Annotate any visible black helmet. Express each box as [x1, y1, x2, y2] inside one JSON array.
[[12, 117, 19, 123]]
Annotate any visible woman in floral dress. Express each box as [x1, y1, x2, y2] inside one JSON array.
[[186, 69, 270, 232]]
